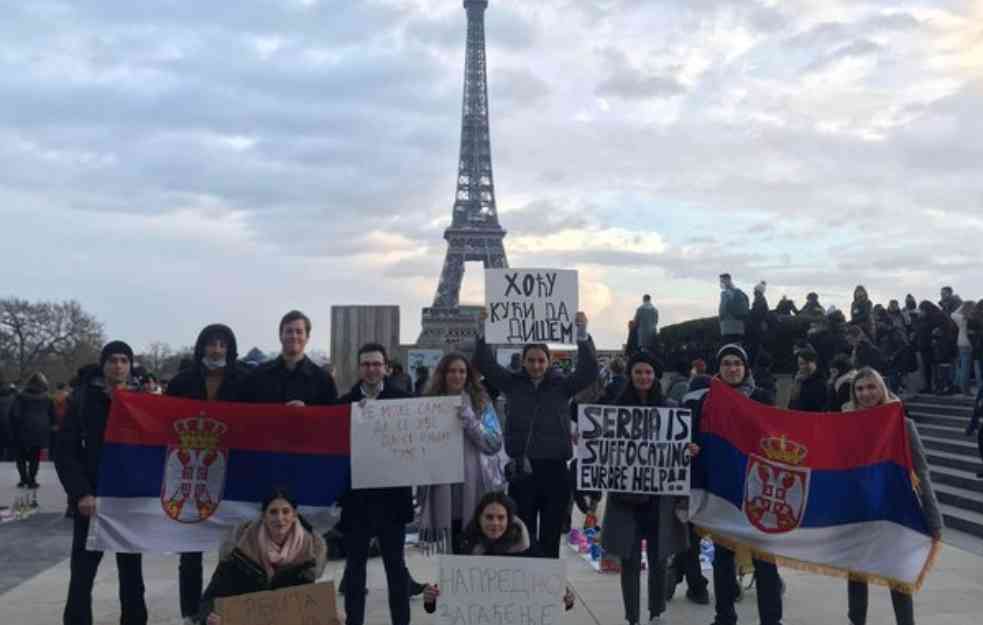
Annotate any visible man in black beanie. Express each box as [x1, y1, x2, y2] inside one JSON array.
[[690, 343, 782, 625], [56, 340, 147, 625]]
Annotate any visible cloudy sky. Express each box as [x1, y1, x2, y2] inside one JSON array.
[[2, 0, 981, 355]]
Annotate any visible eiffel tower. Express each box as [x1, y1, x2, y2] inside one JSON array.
[[418, 0, 508, 348]]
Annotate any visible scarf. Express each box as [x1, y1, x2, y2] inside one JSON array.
[[243, 518, 308, 579], [419, 392, 484, 555]]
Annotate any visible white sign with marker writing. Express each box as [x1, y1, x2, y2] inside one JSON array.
[[351, 396, 463, 489], [485, 269, 578, 346]]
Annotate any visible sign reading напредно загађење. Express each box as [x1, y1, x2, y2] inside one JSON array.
[[350, 395, 463, 489], [436, 555, 566, 625], [577, 404, 692, 495], [484, 269, 578, 346]]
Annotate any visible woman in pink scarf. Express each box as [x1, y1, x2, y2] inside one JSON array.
[[198, 489, 328, 625]]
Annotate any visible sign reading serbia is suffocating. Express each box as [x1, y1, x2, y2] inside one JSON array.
[[577, 403, 692, 495]]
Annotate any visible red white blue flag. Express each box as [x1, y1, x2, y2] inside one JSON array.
[[88, 391, 350, 553], [689, 379, 939, 593]]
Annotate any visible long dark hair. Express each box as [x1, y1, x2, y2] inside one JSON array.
[[616, 355, 665, 406], [460, 492, 522, 554], [426, 353, 487, 411], [260, 488, 312, 531]]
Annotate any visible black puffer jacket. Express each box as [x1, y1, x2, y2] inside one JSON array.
[[9, 377, 53, 448], [789, 370, 827, 412], [474, 336, 598, 460], [239, 356, 337, 405], [167, 324, 248, 401], [55, 372, 118, 503]]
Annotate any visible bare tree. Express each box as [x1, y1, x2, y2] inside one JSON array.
[[140, 341, 173, 374], [0, 298, 105, 381]]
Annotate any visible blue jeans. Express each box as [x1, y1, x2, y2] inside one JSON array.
[[957, 347, 973, 392]]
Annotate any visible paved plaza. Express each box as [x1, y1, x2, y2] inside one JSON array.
[[2, 465, 982, 625]]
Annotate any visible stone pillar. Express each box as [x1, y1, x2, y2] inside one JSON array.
[[330, 306, 400, 392]]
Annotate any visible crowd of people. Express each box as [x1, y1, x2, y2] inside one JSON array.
[[0, 275, 978, 625]]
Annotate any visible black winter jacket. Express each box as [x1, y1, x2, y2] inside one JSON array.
[[55, 376, 118, 503], [239, 356, 337, 405], [789, 371, 827, 412], [0, 388, 15, 449], [335, 382, 415, 533], [9, 390, 53, 448], [474, 336, 598, 460]]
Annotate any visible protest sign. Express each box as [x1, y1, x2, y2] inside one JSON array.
[[577, 404, 691, 495], [408, 349, 444, 387], [436, 555, 566, 625], [216, 580, 339, 625], [351, 395, 463, 489], [485, 269, 578, 345]]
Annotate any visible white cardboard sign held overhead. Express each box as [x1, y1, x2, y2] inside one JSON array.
[[484, 268, 578, 345], [435, 555, 567, 625], [351, 396, 463, 489]]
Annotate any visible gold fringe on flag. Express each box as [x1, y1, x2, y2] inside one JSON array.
[[694, 527, 942, 595]]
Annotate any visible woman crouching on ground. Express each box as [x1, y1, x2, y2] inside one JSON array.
[[842, 367, 942, 625], [423, 492, 575, 613], [197, 489, 328, 625]]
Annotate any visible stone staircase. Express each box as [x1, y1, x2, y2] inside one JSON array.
[[906, 394, 983, 539]]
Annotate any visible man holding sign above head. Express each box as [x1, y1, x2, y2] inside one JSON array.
[[474, 284, 598, 559], [337, 343, 415, 625]]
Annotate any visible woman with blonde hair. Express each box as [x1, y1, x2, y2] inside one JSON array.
[[842, 367, 942, 625], [418, 353, 503, 554]]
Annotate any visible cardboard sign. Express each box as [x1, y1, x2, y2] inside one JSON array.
[[351, 396, 463, 488], [485, 269, 578, 345], [436, 555, 566, 625], [216, 580, 339, 625], [577, 404, 691, 495]]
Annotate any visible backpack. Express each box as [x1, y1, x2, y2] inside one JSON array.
[[731, 289, 750, 320]]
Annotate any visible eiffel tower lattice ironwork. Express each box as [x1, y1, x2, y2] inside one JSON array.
[[419, 0, 508, 347]]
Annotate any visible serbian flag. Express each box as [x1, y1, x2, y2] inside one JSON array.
[[689, 379, 939, 593], [87, 391, 350, 553]]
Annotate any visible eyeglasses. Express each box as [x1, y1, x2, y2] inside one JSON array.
[[359, 362, 386, 368]]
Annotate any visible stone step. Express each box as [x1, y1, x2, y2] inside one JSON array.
[[907, 401, 976, 417], [911, 394, 977, 408], [940, 502, 983, 540], [930, 466, 983, 495], [926, 449, 983, 474], [917, 423, 974, 442], [921, 435, 981, 458], [935, 483, 983, 516], [912, 413, 973, 429]]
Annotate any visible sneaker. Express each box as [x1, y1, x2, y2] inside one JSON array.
[[686, 588, 711, 605], [966, 424, 978, 437], [183, 617, 197, 625], [28, 481, 39, 489], [648, 615, 664, 625], [16, 482, 26, 489]]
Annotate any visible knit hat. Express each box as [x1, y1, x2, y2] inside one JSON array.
[[754, 281, 767, 294], [627, 351, 664, 379], [100, 340, 134, 367], [716, 343, 749, 369]]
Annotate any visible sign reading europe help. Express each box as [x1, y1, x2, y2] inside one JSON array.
[[351, 396, 463, 489], [216, 581, 340, 625], [485, 269, 578, 345], [436, 555, 566, 625], [577, 404, 692, 495]]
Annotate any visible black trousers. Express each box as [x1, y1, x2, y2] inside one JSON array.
[[712, 544, 782, 625], [673, 523, 709, 594], [920, 350, 934, 390], [64, 516, 147, 625], [178, 552, 203, 618], [343, 521, 409, 625], [508, 458, 570, 558], [16, 446, 41, 484], [847, 580, 913, 625]]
